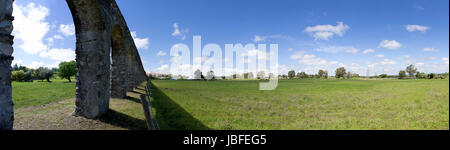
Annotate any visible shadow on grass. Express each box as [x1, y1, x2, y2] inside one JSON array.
[[98, 109, 147, 130], [129, 90, 144, 95], [151, 84, 210, 130], [123, 96, 141, 104]]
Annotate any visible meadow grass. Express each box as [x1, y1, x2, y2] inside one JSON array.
[[12, 77, 75, 108], [150, 79, 449, 130]]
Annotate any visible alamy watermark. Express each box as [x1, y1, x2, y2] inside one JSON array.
[[169, 36, 279, 90]]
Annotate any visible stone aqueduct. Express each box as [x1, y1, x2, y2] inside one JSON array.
[[0, 0, 148, 130]]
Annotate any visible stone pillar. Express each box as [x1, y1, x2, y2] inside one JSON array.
[[0, 0, 14, 130], [67, 0, 111, 119]]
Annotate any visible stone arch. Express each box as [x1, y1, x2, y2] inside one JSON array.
[[1, 0, 149, 128], [111, 24, 128, 98]]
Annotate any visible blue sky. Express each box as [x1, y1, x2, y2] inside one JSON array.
[[11, 0, 449, 76]]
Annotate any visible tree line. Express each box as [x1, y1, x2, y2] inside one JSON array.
[[153, 64, 449, 81], [11, 60, 77, 82]]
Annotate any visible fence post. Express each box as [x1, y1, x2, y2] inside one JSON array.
[[140, 94, 153, 130]]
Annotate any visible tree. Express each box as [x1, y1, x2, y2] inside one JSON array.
[[416, 72, 426, 79], [379, 74, 388, 78], [352, 73, 360, 78], [57, 61, 77, 82], [288, 70, 296, 79], [335, 67, 346, 79], [406, 64, 417, 78], [318, 70, 328, 79], [206, 70, 215, 80], [243, 73, 249, 79], [194, 69, 202, 80], [398, 70, 407, 79], [427, 73, 436, 79], [297, 72, 307, 79], [11, 70, 25, 82], [24, 70, 34, 82], [257, 71, 265, 79], [248, 72, 254, 79], [268, 73, 275, 79], [36, 67, 54, 82], [346, 72, 352, 79]]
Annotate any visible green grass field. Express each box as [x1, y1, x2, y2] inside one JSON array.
[[11, 78, 449, 130], [12, 78, 75, 108], [150, 79, 449, 130]]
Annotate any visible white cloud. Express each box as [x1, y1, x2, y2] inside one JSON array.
[[27, 61, 45, 69], [59, 24, 75, 36], [415, 62, 425, 67], [443, 58, 449, 65], [406, 25, 430, 33], [290, 51, 339, 66], [253, 35, 264, 42], [375, 54, 385, 58], [157, 51, 167, 56], [155, 64, 169, 72], [315, 46, 359, 54], [423, 48, 439, 52], [242, 49, 269, 60], [12, 3, 50, 54], [45, 62, 60, 68], [131, 31, 149, 50], [363, 49, 375, 54], [304, 22, 350, 40], [171, 23, 189, 40], [12, 58, 23, 66], [378, 59, 397, 65], [39, 48, 75, 61], [253, 34, 294, 42], [378, 40, 401, 50]]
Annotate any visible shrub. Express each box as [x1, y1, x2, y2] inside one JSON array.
[[398, 70, 407, 79], [11, 70, 26, 82]]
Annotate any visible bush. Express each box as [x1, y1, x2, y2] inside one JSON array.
[[11, 70, 26, 82], [379, 74, 388, 78], [398, 70, 407, 79], [24, 70, 34, 82], [427, 73, 436, 79], [416, 72, 426, 79]]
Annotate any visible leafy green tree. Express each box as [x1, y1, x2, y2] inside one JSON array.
[[346, 72, 352, 79], [243, 73, 249, 79], [427, 73, 436, 79], [296, 72, 307, 79], [257, 71, 265, 79], [416, 72, 426, 79], [398, 70, 407, 79], [406, 64, 417, 78], [57, 61, 77, 82], [335, 67, 346, 79], [206, 70, 215, 80], [11, 70, 26, 82], [288, 70, 296, 79], [35, 67, 54, 82], [318, 70, 328, 79], [24, 70, 34, 82]]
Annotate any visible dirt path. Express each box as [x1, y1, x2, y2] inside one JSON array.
[[14, 89, 148, 130]]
